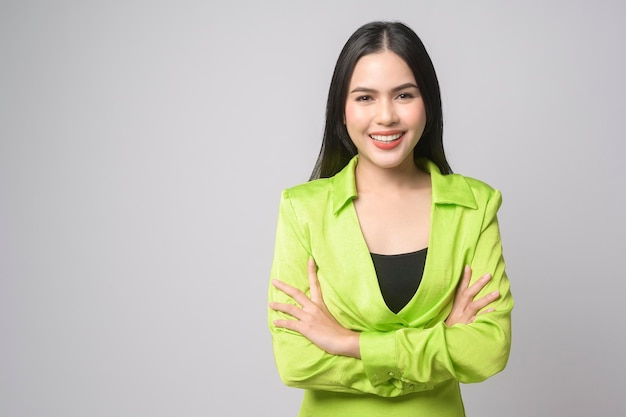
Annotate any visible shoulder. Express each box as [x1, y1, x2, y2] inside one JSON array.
[[461, 175, 502, 203], [282, 177, 333, 203], [280, 156, 358, 213], [277, 177, 336, 221], [425, 158, 502, 211], [453, 173, 503, 218]]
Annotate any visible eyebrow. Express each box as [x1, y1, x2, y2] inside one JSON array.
[[349, 83, 419, 94]]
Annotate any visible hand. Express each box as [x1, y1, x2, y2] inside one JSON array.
[[445, 265, 500, 327], [270, 258, 361, 358]]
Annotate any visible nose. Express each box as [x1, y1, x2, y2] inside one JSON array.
[[375, 99, 398, 125]]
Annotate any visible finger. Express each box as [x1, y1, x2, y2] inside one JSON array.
[[454, 265, 475, 303], [269, 301, 304, 320], [308, 258, 322, 303], [478, 308, 496, 316], [273, 318, 303, 333], [465, 273, 492, 299], [272, 279, 311, 307], [469, 291, 500, 312]]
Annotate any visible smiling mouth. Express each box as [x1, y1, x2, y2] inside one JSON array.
[[370, 133, 403, 143]]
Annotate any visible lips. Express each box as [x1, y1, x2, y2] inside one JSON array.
[[370, 131, 404, 150]]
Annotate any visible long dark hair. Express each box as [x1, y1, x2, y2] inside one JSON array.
[[310, 21, 451, 180]]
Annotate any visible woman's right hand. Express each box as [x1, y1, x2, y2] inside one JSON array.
[[445, 265, 500, 327]]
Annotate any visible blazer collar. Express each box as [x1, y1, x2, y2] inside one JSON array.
[[331, 156, 478, 214]]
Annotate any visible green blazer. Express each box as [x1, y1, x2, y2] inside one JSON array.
[[268, 156, 513, 417]]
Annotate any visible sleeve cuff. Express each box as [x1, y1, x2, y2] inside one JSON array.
[[360, 331, 400, 386]]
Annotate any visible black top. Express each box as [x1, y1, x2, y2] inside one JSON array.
[[370, 248, 427, 314]]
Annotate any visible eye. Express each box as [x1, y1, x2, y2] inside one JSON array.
[[397, 92, 414, 100], [356, 95, 372, 102]]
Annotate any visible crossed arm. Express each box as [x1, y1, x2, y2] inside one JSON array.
[[270, 260, 499, 359]]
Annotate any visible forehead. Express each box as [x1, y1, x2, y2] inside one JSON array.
[[349, 51, 415, 87]]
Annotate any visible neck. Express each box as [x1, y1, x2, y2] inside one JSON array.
[[354, 157, 426, 193]]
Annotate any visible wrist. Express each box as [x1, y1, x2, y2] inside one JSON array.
[[337, 331, 361, 359]]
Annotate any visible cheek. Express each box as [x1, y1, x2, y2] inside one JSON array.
[[400, 103, 427, 129], [344, 105, 363, 144], [344, 103, 366, 130], [344, 103, 355, 125]]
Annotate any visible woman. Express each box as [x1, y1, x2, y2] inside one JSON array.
[[268, 21, 513, 417]]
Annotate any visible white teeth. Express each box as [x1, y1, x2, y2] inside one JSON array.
[[370, 133, 402, 142]]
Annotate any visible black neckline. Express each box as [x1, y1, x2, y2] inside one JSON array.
[[370, 247, 428, 258]]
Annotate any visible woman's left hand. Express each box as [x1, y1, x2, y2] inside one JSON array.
[[270, 258, 361, 358], [445, 265, 499, 327]]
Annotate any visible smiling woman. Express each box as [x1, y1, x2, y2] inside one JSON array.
[[267, 21, 513, 417]]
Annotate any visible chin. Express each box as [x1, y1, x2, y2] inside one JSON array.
[[370, 154, 415, 170]]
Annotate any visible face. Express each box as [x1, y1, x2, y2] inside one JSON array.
[[344, 50, 426, 172]]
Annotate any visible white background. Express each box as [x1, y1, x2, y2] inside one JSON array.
[[1, 1, 625, 416]]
